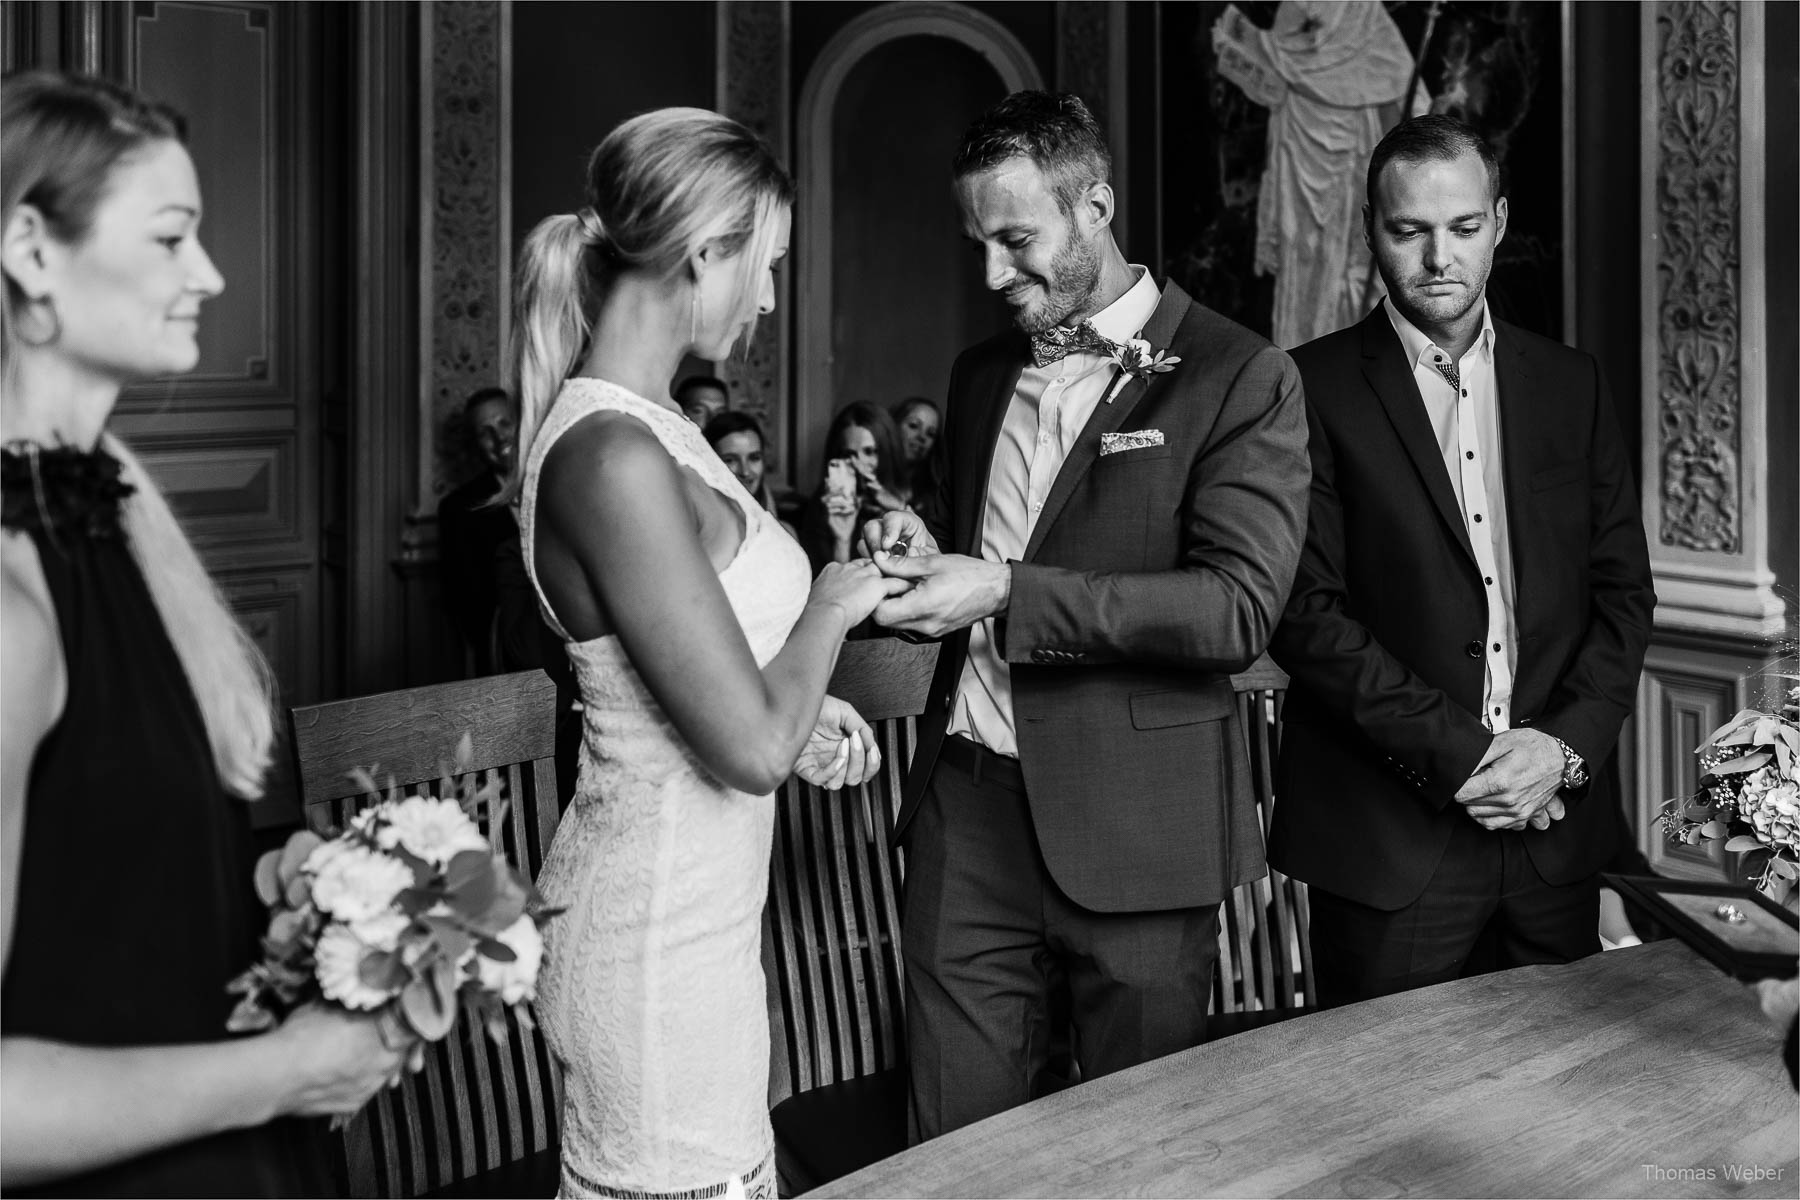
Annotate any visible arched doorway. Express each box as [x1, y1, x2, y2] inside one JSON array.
[[793, 3, 1042, 491]]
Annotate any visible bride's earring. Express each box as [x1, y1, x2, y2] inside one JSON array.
[[690, 274, 702, 347]]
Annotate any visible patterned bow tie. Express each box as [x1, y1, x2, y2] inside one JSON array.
[[1030, 320, 1118, 369]]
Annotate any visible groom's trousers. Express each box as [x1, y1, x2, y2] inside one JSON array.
[[901, 734, 1220, 1143]]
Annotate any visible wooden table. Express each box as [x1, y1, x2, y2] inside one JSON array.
[[814, 941, 1798, 1198]]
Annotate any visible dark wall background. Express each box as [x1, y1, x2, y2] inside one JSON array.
[[510, 1, 715, 258], [828, 35, 1009, 416]]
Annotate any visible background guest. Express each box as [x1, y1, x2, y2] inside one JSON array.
[[704, 410, 795, 537], [676, 373, 729, 427], [890, 396, 944, 531], [0, 69, 406, 1197], [1268, 115, 1655, 1007], [437, 385, 518, 673], [800, 400, 910, 571]]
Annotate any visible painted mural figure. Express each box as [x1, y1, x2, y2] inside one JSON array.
[[1214, 0, 1419, 348]]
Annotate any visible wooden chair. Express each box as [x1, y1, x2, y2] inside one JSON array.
[[1208, 658, 1316, 1037], [289, 670, 567, 1198], [766, 638, 938, 1195]]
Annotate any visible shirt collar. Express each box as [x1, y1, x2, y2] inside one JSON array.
[[1087, 266, 1161, 345], [1382, 294, 1497, 367]]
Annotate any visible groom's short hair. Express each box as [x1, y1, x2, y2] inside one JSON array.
[[953, 91, 1111, 215]]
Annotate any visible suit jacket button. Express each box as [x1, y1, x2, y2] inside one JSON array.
[[1465, 639, 1483, 658]]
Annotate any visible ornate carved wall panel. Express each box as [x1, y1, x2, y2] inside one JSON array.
[[718, 0, 790, 476], [1650, 1, 1740, 556], [1639, 0, 1781, 638], [420, 0, 509, 506]]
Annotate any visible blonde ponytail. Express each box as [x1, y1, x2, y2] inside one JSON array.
[[108, 434, 276, 799], [502, 212, 597, 504]]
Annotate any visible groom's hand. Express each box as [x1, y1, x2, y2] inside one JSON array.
[[870, 552, 1009, 638], [858, 511, 939, 560]]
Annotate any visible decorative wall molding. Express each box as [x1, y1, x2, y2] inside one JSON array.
[[794, 1, 1042, 488], [418, 0, 511, 513], [1634, 642, 1784, 885], [717, 0, 790, 473], [1639, 0, 1781, 640]]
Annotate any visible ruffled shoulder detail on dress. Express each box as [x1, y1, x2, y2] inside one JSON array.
[[1, 442, 135, 539]]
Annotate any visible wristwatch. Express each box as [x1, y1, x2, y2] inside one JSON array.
[[1550, 736, 1589, 790]]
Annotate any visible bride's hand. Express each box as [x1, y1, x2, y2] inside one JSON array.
[[794, 695, 880, 790]]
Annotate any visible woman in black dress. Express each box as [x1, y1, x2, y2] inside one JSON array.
[[0, 71, 406, 1196]]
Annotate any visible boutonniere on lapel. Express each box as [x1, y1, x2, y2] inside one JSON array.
[[1103, 337, 1181, 402]]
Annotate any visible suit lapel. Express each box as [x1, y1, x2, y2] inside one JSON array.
[[955, 333, 1027, 555], [1495, 325, 1538, 630], [1360, 309, 1478, 567], [1021, 281, 1194, 563]]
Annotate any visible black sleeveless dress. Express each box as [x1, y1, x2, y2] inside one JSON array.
[[0, 444, 331, 1198]]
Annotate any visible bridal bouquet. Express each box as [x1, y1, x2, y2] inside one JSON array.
[[227, 736, 559, 1053], [1662, 684, 1800, 905]]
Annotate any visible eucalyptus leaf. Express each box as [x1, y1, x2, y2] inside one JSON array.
[[430, 954, 460, 1014], [400, 975, 455, 1041], [284, 873, 313, 910], [358, 948, 409, 992], [1703, 708, 1760, 745], [1710, 751, 1772, 775], [1700, 820, 1732, 839], [253, 850, 283, 907], [276, 831, 324, 885], [476, 936, 516, 963], [1768, 856, 1800, 880], [226, 995, 275, 1033], [1723, 835, 1766, 853]]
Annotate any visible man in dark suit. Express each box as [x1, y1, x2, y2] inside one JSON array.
[[863, 91, 1309, 1140], [1268, 115, 1655, 1007]]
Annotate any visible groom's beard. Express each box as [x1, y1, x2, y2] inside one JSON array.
[[1010, 229, 1103, 334]]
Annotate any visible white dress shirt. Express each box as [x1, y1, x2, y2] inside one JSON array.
[[1383, 296, 1518, 732], [948, 266, 1163, 756]]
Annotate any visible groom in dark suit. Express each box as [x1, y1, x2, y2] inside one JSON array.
[[863, 91, 1309, 1141], [1268, 115, 1655, 1007]]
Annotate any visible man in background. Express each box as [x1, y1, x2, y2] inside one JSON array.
[[676, 374, 729, 427], [1268, 115, 1655, 1006], [438, 386, 518, 672]]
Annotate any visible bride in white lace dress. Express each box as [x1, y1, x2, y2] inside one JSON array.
[[505, 109, 905, 1199]]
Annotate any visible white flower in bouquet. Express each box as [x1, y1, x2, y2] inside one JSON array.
[[310, 845, 414, 924], [477, 914, 545, 1005], [315, 923, 402, 1010], [377, 795, 489, 866], [351, 909, 414, 952], [1744, 780, 1800, 856], [301, 834, 353, 877]]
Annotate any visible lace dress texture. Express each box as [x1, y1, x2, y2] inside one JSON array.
[[519, 381, 810, 1198]]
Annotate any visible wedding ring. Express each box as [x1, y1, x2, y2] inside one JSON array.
[[1713, 902, 1748, 925], [887, 539, 909, 558]]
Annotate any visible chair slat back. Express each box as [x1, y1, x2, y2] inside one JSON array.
[[769, 639, 937, 1097], [1216, 660, 1314, 1016], [289, 670, 566, 1197]]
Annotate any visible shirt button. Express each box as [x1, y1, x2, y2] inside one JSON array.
[[1466, 451, 1474, 460], [1493, 643, 1501, 652], [1473, 513, 1483, 523], [1054, 376, 1065, 384], [1466, 640, 1483, 658], [1485, 576, 1494, 585]]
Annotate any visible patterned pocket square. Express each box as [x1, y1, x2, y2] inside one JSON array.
[[1100, 429, 1166, 456]]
